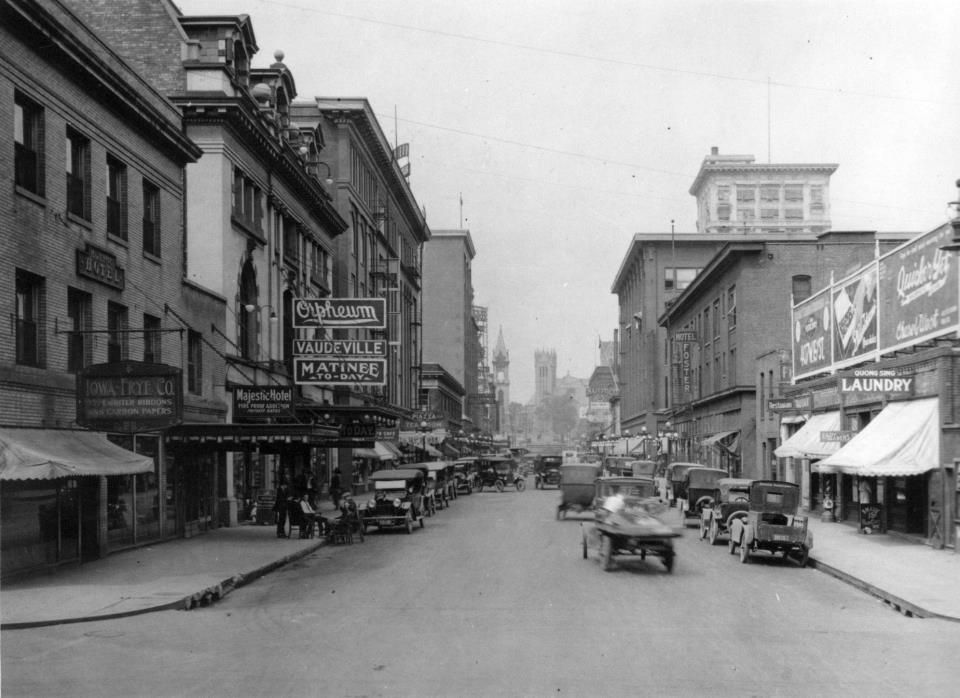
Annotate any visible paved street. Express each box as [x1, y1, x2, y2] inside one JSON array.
[[3, 489, 958, 698]]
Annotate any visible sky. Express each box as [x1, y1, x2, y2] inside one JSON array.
[[176, 0, 960, 403]]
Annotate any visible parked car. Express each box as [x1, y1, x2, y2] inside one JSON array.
[[452, 457, 478, 494], [728, 480, 813, 566], [665, 462, 701, 507], [601, 455, 635, 477], [555, 463, 601, 519], [581, 485, 680, 573], [535, 454, 563, 489], [700, 477, 753, 544], [477, 455, 525, 492], [630, 459, 658, 479], [426, 461, 456, 508], [680, 467, 727, 525], [362, 469, 426, 533]]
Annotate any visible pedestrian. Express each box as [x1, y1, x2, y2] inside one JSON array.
[[274, 481, 290, 538], [329, 467, 343, 510], [298, 492, 323, 538]]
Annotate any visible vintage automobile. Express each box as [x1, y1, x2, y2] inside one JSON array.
[[555, 462, 601, 519], [362, 469, 426, 533], [426, 461, 457, 508], [728, 480, 813, 566], [665, 462, 701, 506], [680, 467, 728, 525], [601, 455, 635, 477], [582, 489, 680, 572], [700, 477, 753, 544], [404, 463, 439, 516], [477, 455, 526, 492], [535, 454, 563, 489], [593, 475, 659, 506], [630, 459, 658, 479], [452, 457, 478, 495]]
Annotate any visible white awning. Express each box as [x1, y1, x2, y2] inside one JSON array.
[[0, 428, 153, 480], [773, 411, 841, 459], [781, 414, 807, 425], [701, 430, 739, 447], [816, 398, 939, 476]]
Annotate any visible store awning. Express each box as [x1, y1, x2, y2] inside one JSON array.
[[773, 411, 841, 460], [701, 430, 739, 448], [354, 447, 379, 459], [166, 423, 339, 450], [374, 441, 400, 460], [0, 427, 153, 481], [424, 443, 443, 458], [816, 398, 939, 476], [781, 414, 807, 425]]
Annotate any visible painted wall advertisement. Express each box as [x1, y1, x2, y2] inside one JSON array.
[[792, 288, 832, 380], [792, 224, 959, 378]]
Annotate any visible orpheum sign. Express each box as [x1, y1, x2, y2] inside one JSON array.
[[77, 361, 182, 433], [292, 297, 386, 329]]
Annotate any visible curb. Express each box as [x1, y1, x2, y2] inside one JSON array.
[[0, 539, 327, 631], [809, 555, 960, 623]]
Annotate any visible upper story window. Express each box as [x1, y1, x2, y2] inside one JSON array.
[[142, 180, 161, 257], [760, 185, 780, 202], [792, 274, 812, 303], [187, 329, 202, 394], [107, 302, 128, 363], [736, 186, 755, 204], [143, 313, 161, 363], [66, 127, 90, 220], [67, 287, 91, 373], [14, 91, 45, 196], [282, 217, 300, 264], [106, 155, 128, 240], [784, 185, 803, 203], [16, 269, 44, 368], [665, 267, 700, 292], [713, 298, 721, 338], [727, 285, 736, 329], [232, 167, 263, 233], [238, 261, 257, 360]]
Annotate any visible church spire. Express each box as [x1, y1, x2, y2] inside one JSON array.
[[493, 325, 508, 361]]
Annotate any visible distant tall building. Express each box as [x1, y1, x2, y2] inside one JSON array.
[[690, 147, 837, 235], [534, 349, 557, 405], [491, 327, 510, 434]]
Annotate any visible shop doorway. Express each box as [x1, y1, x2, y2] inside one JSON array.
[[887, 475, 926, 535]]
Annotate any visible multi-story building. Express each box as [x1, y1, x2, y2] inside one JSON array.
[[421, 228, 477, 432], [491, 327, 510, 436], [1, 0, 223, 577], [690, 147, 836, 235], [292, 97, 430, 478]]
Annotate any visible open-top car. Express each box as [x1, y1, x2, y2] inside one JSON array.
[[700, 478, 753, 544], [535, 454, 563, 489], [680, 467, 728, 525], [477, 455, 525, 492], [452, 457, 478, 495], [362, 469, 426, 533], [555, 462, 601, 519], [729, 480, 812, 566], [582, 489, 680, 573]]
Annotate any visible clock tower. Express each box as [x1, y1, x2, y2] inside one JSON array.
[[492, 326, 510, 435]]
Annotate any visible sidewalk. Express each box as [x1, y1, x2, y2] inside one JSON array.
[[2, 498, 958, 629]]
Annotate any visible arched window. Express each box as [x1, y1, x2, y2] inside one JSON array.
[[792, 274, 812, 303], [239, 261, 257, 359]]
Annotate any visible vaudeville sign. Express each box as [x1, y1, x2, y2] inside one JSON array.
[[292, 297, 386, 330], [77, 361, 182, 433]]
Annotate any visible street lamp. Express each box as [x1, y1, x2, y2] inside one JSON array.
[[418, 420, 430, 460], [244, 303, 278, 323]]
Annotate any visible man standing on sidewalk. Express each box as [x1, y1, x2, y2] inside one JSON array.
[[274, 482, 291, 538]]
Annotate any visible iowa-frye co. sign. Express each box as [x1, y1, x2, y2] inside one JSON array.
[[292, 298, 386, 329], [76, 361, 182, 432]]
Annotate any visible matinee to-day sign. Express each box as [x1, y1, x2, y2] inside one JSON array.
[[292, 297, 386, 329], [294, 357, 387, 386], [76, 361, 182, 433]]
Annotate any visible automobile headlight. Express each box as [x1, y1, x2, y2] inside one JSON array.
[[393, 498, 401, 509], [366, 500, 375, 509]]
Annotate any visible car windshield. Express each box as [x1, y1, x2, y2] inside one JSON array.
[[374, 480, 408, 492]]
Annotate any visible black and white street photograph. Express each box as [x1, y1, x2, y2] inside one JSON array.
[[2, 1, 960, 696]]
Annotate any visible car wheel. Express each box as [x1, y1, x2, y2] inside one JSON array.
[[405, 519, 413, 534], [419, 515, 425, 528], [663, 552, 674, 573], [708, 521, 719, 546], [516, 479, 525, 491], [495, 480, 505, 493], [739, 539, 750, 564], [728, 536, 737, 555], [600, 535, 614, 571], [581, 531, 589, 559], [794, 546, 809, 567], [699, 519, 708, 540]]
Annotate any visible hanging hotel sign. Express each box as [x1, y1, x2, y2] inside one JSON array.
[[821, 430, 856, 443], [76, 361, 182, 433], [294, 357, 387, 386], [233, 385, 294, 421], [293, 339, 386, 356], [76, 243, 125, 290], [292, 298, 386, 329], [838, 368, 914, 395]]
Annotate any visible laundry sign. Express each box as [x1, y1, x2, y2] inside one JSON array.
[[838, 368, 914, 395]]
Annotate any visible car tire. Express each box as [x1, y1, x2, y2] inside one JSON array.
[[728, 537, 737, 555], [419, 515, 425, 528], [794, 546, 809, 567], [582, 531, 588, 559], [708, 521, 719, 546], [600, 535, 614, 571], [495, 480, 505, 493], [739, 538, 750, 564], [405, 519, 413, 534], [516, 479, 525, 492], [699, 519, 708, 540], [663, 552, 674, 573]]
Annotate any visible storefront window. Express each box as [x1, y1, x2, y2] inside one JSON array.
[[1, 482, 62, 576], [107, 474, 135, 547], [135, 436, 161, 541]]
